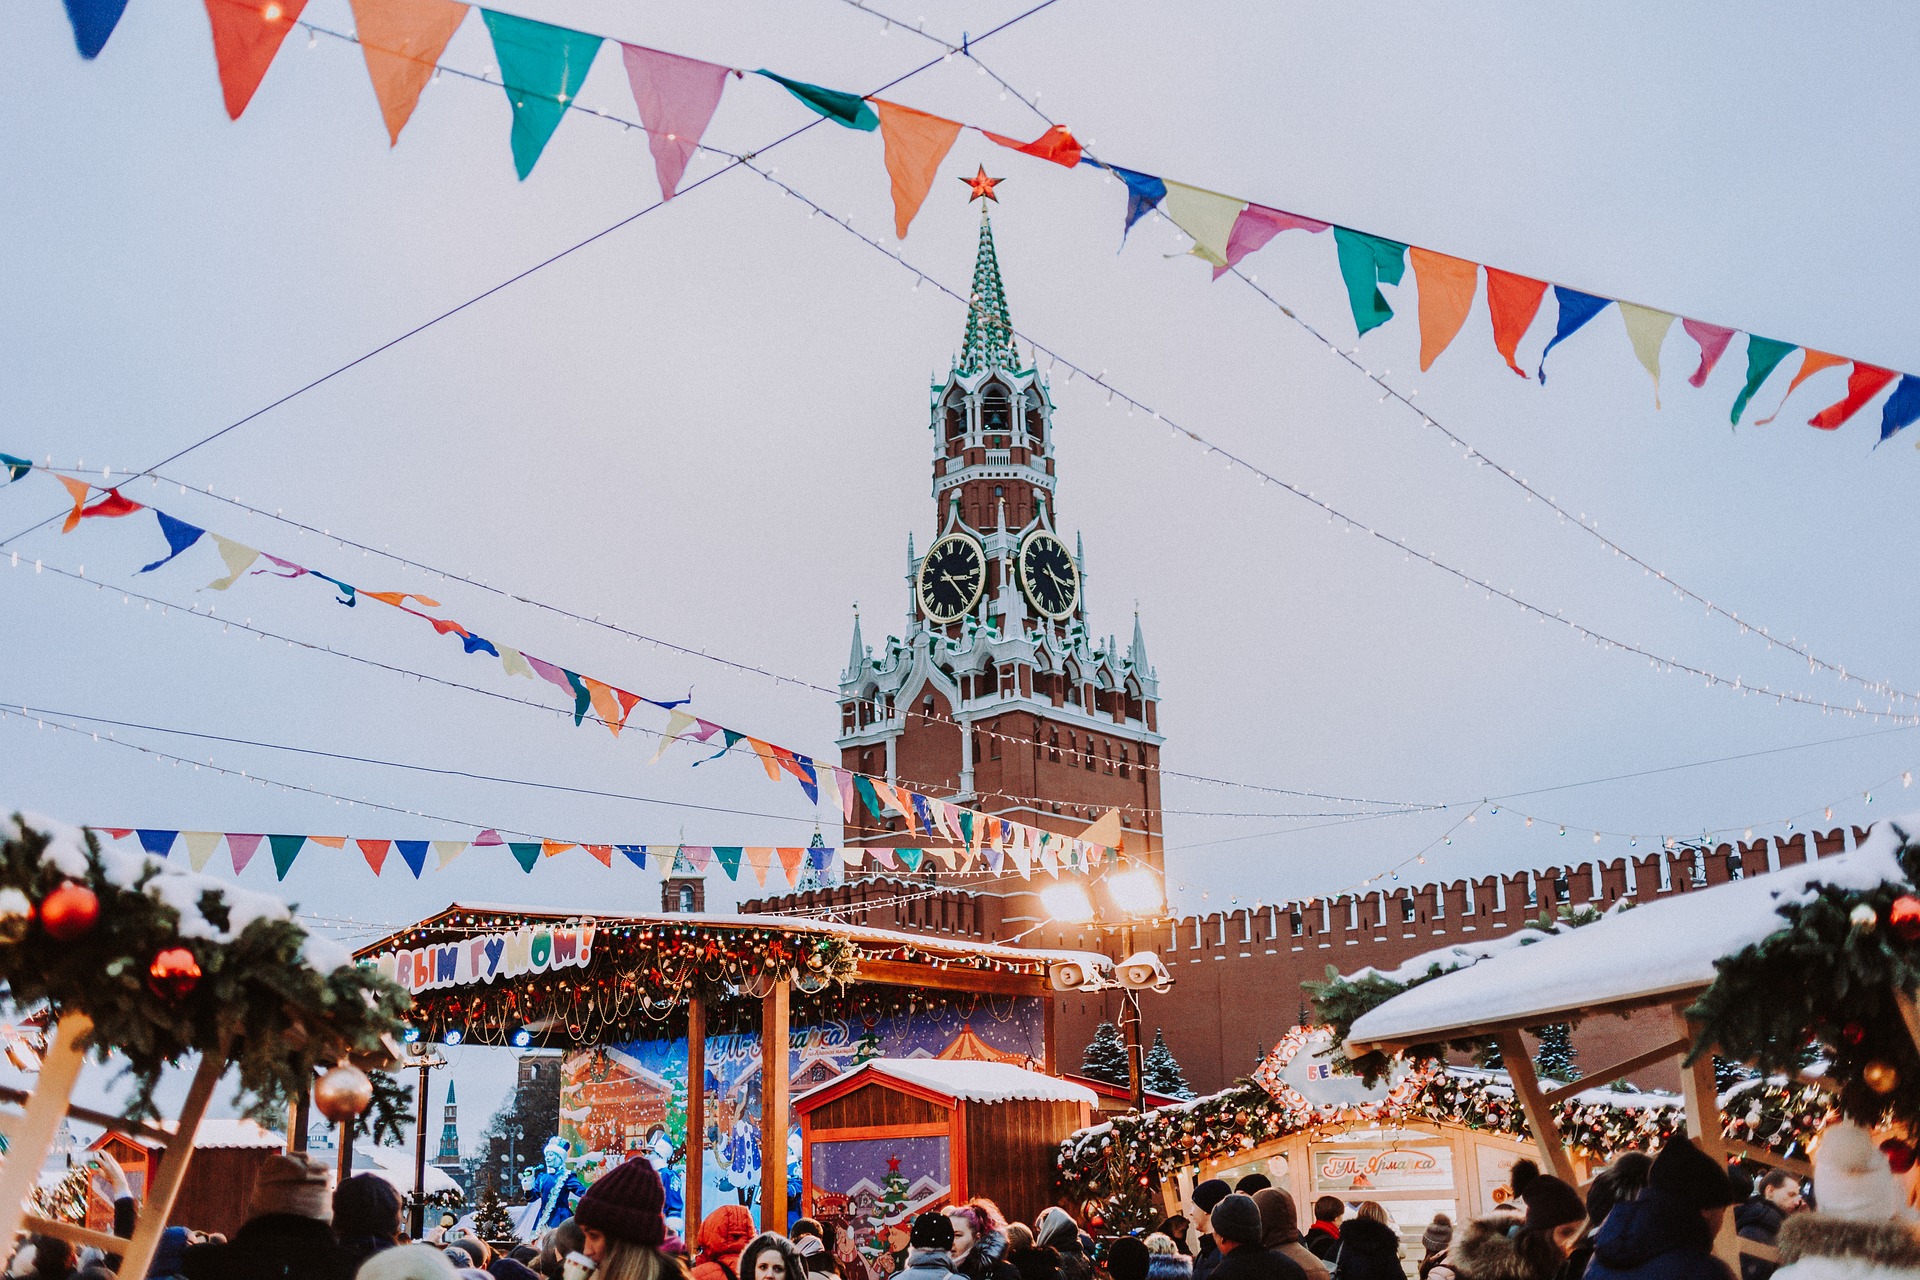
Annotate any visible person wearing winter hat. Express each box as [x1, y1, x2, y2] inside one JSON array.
[[1415, 1215, 1451, 1280], [356, 1244, 463, 1280], [1233, 1177, 1272, 1196], [739, 1233, 808, 1280], [181, 1152, 353, 1280], [1005, 1222, 1057, 1280], [1250, 1189, 1327, 1280], [1034, 1209, 1091, 1280], [1204, 1195, 1304, 1280], [1425, 1163, 1585, 1280], [790, 1220, 839, 1278], [687, 1206, 756, 1280], [1771, 1121, 1920, 1280], [572, 1157, 685, 1280], [1585, 1138, 1737, 1280], [896, 1213, 961, 1280], [335, 1174, 406, 1272], [1189, 1181, 1233, 1280]]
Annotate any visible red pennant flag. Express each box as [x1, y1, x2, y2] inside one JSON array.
[[80, 488, 143, 522], [204, 0, 310, 120], [583, 844, 614, 867], [981, 124, 1082, 168], [776, 845, 805, 885], [356, 839, 391, 875], [1809, 363, 1896, 430], [348, 0, 469, 145], [1485, 269, 1549, 377]]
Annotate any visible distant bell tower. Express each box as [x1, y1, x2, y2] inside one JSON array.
[[836, 201, 1163, 936], [435, 1079, 460, 1167]]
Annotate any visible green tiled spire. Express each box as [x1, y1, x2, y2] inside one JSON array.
[[957, 208, 1019, 375]]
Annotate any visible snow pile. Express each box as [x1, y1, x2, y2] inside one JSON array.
[[1348, 821, 1911, 1048], [823, 1058, 1099, 1105]]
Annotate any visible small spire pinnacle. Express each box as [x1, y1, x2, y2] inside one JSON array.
[[957, 208, 1019, 375], [847, 605, 865, 672], [1131, 606, 1149, 669]]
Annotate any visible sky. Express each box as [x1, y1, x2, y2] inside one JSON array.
[[4, 0, 1920, 1153]]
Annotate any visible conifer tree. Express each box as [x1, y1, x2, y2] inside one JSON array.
[[1534, 1023, 1579, 1083], [475, 1186, 517, 1245], [1080, 1021, 1131, 1087], [1142, 1029, 1193, 1099]]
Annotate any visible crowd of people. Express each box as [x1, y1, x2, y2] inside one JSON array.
[[8, 1123, 1917, 1280]]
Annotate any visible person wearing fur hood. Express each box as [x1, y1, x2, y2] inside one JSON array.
[[948, 1201, 1019, 1280], [1424, 1162, 1587, 1280], [1772, 1122, 1920, 1280], [739, 1233, 809, 1280]]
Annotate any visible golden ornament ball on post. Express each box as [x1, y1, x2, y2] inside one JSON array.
[[313, 1063, 374, 1122], [1862, 1060, 1900, 1095]]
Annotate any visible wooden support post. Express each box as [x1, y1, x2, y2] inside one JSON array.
[[0, 1014, 92, 1248], [337, 1112, 357, 1186], [1043, 994, 1058, 1077], [1672, 1007, 1741, 1270], [287, 1083, 311, 1154], [1496, 1030, 1577, 1182], [686, 995, 706, 1237], [761, 979, 790, 1232], [1893, 986, 1920, 1056], [118, 1040, 226, 1279]]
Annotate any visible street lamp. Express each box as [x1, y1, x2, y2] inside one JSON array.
[[1042, 864, 1173, 1113], [404, 1041, 448, 1239]]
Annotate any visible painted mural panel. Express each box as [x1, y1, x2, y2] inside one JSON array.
[[558, 999, 1042, 1233], [809, 1137, 952, 1277]]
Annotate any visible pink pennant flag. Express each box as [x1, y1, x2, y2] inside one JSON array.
[[524, 654, 575, 694], [620, 44, 733, 200], [684, 845, 713, 871], [1211, 203, 1330, 280], [472, 829, 504, 846], [1681, 319, 1736, 389], [835, 768, 856, 821], [228, 833, 264, 874]]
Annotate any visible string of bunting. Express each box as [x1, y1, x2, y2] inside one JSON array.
[[53, 1, 1920, 441], [5, 458, 1120, 879]]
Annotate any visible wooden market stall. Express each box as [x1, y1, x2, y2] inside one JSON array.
[[1340, 820, 1920, 1271]]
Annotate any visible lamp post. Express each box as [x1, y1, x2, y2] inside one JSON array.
[[404, 1041, 448, 1239], [1041, 866, 1172, 1114]]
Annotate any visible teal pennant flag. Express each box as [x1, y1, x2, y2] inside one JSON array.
[[1333, 228, 1408, 338], [481, 10, 605, 179], [755, 71, 878, 130]]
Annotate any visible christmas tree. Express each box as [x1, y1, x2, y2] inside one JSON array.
[[1534, 1024, 1579, 1083], [475, 1186, 518, 1246], [1080, 1022, 1130, 1087], [880, 1154, 909, 1221], [1142, 1029, 1194, 1099]]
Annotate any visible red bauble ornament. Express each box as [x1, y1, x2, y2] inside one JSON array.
[[1843, 1022, 1868, 1045], [1889, 895, 1920, 944], [1881, 1138, 1917, 1174], [147, 947, 202, 1001], [39, 881, 100, 941]]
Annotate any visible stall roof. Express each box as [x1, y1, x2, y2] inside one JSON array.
[[799, 1058, 1099, 1107], [1347, 822, 1910, 1052]]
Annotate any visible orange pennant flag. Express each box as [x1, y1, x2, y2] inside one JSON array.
[[542, 840, 575, 859], [204, 0, 310, 120], [1409, 249, 1478, 372], [356, 839, 390, 875], [57, 475, 90, 533], [775, 845, 805, 885], [745, 737, 785, 782], [347, 0, 469, 145], [583, 677, 625, 737], [583, 844, 614, 867], [1485, 268, 1549, 377], [1809, 363, 1897, 431], [362, 590, 442, 609], [873, 100, 963, 239], [308, 836, 347, 849], [1754, 350, 1848, 425], [745, 846, 774, 886]]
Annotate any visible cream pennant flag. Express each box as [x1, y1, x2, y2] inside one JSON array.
[[932, 845, 959, 871], [1618, 301, 1677, 407], [433, 840, 467, 870], [1078, 808, 1125, 852], [651, 709, 700, 763], [182, 831, 222, 871], [499, 646, 535, 680], [840, 845, 868, 870], [1007, 829, 1031, 879], [1162, 181, 1249, 268], [204, 535, 260, 590]]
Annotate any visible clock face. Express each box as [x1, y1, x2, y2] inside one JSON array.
[[916, 534, 986, 623], [1018, 531, 1080, 619]]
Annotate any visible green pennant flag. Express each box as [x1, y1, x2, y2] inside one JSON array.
[[564, 670, 592, 726], [509, 842, 542, 873], [480, 9, 604, 179], [268, 834, 306, 881], [0, 454, 30, 483], [852, 774, 885, 821], [755, 70, 878, 130], [1333, 227, 1409, 338], [958, 810, 974, 845], [897, 847, 924, 872], [1731, 336, 1796, 426], [713, 846, 744, 880]]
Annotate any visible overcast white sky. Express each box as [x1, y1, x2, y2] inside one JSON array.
[[5, 0, 1919, 1146]]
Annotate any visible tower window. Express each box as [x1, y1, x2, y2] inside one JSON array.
[[993, 485, 1003, 498], [678, 885, 695, 913]]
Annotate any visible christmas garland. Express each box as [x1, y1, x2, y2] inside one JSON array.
[[1688, 824, 1920, 1128], [0, 814, 409, 1122]]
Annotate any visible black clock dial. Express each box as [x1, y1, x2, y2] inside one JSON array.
[[916, 534, 986, 622], [1018, 532, 1080, 619]]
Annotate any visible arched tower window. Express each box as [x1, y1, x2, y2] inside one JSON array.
[[981, 384, 1013, 444], [1023, 389, 1046, 449], [943, 391, 966, 445], [678, 884, 695, 913]]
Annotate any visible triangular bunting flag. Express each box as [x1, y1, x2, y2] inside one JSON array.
[[744, 737, 784, 782], [79, 488, 141, 524], [1409, 248, 1477, 371], [182, 832, 222, 872], [137, 829, 177, 859], [228, 833, 263, 874], [683, 845, 713, 872], [1333, 228, 1409, 338], [1109, 166, 1166, 243], [981, 123, 1082, 167], [205, 535, 261, 590], [873, 100, 963, 239], [268, 834, 305, 880], [1161, 182, 1247, 269], [499, 646, 535, 679], [745, 846, 774, 886], [620, 44, 732, 200], [1879, 375, 1920, 444], [1211, 203, 1329, 280], [138, 510, 206, 574], [1755, 350, 1849, 426], [835, 768, 856, 821], [57, 475, 90, 533], [64, 0, 131, 59], [1731, 336, 1796, 425], [349, 0, 468, 144], [203, 0, 309, 120], [754, 71, 876, 130], [897, 847, 924, 872], [583, 844, 614, 868], [563, 671, 593, 726], [509, 842, 542, 873], [617, 844, 647, 869], [713, 846, 744, 880], [542, 840, 574, 859], [472, 828, 504, 846], [101, 828, 133, 840], [1617, 302, 1676, 407], [651, 709, 700, 762], [480, 9, 604, 179], [1485, 268, 1549, 377], [1537, 287, 1612, 382], [0, 454, 31, 483], [309, 836, 346, 849], [396, 840, 430, 878], [775, 845, 805, 885], [1682, 319, 1736, 389], [583, 677, 625, 736], [433, 840, 466, 869], [357, 839, 391, 875], [1809, 363, 1896, 431]]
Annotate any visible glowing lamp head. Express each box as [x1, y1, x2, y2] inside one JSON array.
[[1040, 883, 1096, 924], [441, 1028, 464, 1047], [401, 1025, 422, 1044], [510, 1028, 533, 1049], [1107, 868, 1166, 917]]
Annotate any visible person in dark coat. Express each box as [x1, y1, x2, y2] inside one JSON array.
[[1189, 1180, 1233, 1280], [1563, 1151, 1653, 1280], [334, 1172, 405, 1272], [898, 1215, 962, 1280], [1006, 1224, 1056, 1280], [1154, 1219, 1191, 1258], [1302, 1201, 1343, 1266], [948, 1201, 1019, 1280], [1733, 1171, 1802, 1280], [180, 1153, 353, 1280], [1330, 1203, 1402, 1280], [1423, 1164, 1586, 1280], [740, 1233, 809, 1280], [1034, 1210, 1091, 1280], [791, 1219, 840, 1277], [1107, 1238, 1152, 1280], [1584, 1139, 1738, 1280], [1251, 1189, 1327, 1280], [1203, 1195, 1304, 1280]]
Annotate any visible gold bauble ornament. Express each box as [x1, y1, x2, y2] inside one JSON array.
[[0, 888, 34, 944], [1851, 903, 1880, 931], [313, 1063, 374, 1122], [1862, 1060, 1899, 1094]]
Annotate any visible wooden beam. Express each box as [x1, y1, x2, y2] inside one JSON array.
[[686, 995, 706, 1238], [851, 958, 1048, 997], [1538, 1037, 1690, 1106], [20, 1216, 129, 1256], [1725, 1139, 1814, 1181], [1672, 1007, 1741, 1270], [0, 1085, 172, 1144], [1893, 986, 1920, 1057], [761, 980, 791, 1230], [0, 1014, 92, 1248], [119, 1038, 227, 1279], [1496, 1030, 1577, 1182]]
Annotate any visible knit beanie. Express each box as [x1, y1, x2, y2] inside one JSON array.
[[1209, 1195, 1261, 1248], [1812, 1121, 1907, 1221], [1511, 1163, 1586, 1230], [355, 1243, 462, 1280], [1648, 1138, 1736, 1210], [335, 1172, 405, 1239], [1233, 1174, 1271, 1195], [1420, 1215, 1452, 1254], [249, 1153, 333, 1223], [573, 1156, 669, 1248], [911, 1212, 956, 1251], [1107, 1237, 1150, 1280], [1191, 1180, 1232, 1215]]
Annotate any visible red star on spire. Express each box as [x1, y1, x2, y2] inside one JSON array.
[[961, 165, 1003, 202]]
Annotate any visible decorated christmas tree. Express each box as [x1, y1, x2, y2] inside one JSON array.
[[475, 1186, 517, 1246], [1534, 1024, 1579, 1082], [880, 1154, 909, 1221], [1081, 1022, 1130, 1087], [1142, 1029, 1193, 1099]]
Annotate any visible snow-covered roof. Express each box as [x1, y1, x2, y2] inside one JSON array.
[[179, 1117, 286, 1149], [1347, 821, 1911, 1051], [355, 1143, 461, 1195], [802, 1057, 1097, 1106]]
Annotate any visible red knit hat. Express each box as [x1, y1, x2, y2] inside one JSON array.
[[574, 1158, 668, 1247]]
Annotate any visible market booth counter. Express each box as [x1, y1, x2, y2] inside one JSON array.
[[799, 1059, 1096, 1231]]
